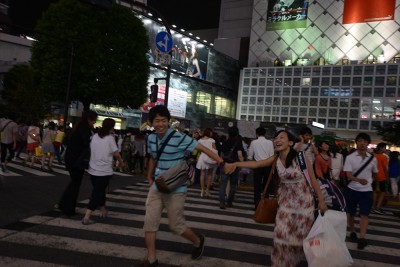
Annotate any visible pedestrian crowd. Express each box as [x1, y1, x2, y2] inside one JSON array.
[[1, 109, 400, 267]]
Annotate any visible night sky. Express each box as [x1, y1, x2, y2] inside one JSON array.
[[7, 0, 221, 35]]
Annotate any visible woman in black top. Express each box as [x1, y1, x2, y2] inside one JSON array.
[[56, 110, 98, 216]]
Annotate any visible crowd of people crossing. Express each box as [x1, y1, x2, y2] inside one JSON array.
[[1, 110, 400, 267]]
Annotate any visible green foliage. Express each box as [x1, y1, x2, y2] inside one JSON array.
[[1, 64, 47, 121], [30, 0, 150, 110], [375, 121, 400, 146]]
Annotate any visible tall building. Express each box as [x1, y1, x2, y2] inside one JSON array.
[[217, 0, 400, 141]]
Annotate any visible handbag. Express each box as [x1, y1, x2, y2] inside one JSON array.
[[154, 131, 190, 193], [253, 157, 278, 224], [202, 147, 218, 165], [303, 212, 353, 267]]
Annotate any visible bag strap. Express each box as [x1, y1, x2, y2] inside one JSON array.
[[261, 157, 278, 197], [1, 120, 12, 132], [297, 151, 314, 192], [155, 130, 176, 164], [353, 153, 374, 177]]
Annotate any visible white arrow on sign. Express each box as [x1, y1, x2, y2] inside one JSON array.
[[157, 34, 170, 53]]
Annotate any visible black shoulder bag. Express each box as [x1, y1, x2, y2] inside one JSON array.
[[345, 153, 374, 186]]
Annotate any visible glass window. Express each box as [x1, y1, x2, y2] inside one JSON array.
[[274, 87, 282, 96], [340, 99, 349, 107], [276, 68, 283, 76], [353, 77, 362, 86], [318, 119, 326, 126], [322, 67, 331, 75], [252, 69, 260, 77], [258, 88, 265, 95], [241, 106, 248, 113], [267, 78, 274, 86], [256, 115, 263, 121], [332, 67, 341, 75], [266, 88, 273, 95], [321, 77, 330, 86], [371, 99, 383, 119], [364, 66, 374, 75], [303, 68, 311, 76], [248, 115, 255, 120], [257, 97, 264, 105], [342, 77, 351, 86], [319, 98, 328, 106], [312, 68, 321, 76], [343, 66, 352, 75], [319, 108, 327, 117], [265, 97, 272, 105], [312, 78, 320, 86], [243, 78, 250, 86], [290, 107, 298, 115], [251, 78, 258, 86], [371, 121, 381, 129], [364, 77, 373, 86], [388, 65, 398, 74], [354, 66, 363, 75], [264, 106, 271, 115], [302, 78, 311, 86], [281, 116, 288, 122], [294, 68, 302, 76], [249, 87, 257, 95], [348, 120, 357, 129], [240, 115, 247, 120], [311, 88, 319, 96], [387, 77, 396, 86], [259, 78, 266, 86], [362, 88, 372, 97], [349, 109, 359, 118], [275, 78, 282, 86], [244, 69, 251, 77], [291, 98, 299, 106], [214, 96, 235, 117], [256, 106, 263, 114], [248, 106, 255, 114], [293, 78, 301, 86], [375, 77, 385, 86], [300, 98, 309, 106], [243, 87, 249, 95], [272, 115, 279, 122], [285, 68, 293, 76], [272, 107, 280, 115], [352, 88, 361, 96], [196, 91, 212, 113], [242, 97, 248, 104], [309, 108, 317, 116], [299, 117, 307, 124], [310, 98, 318, 106], [292, 88, 300, 96], [281, 107, 289, 115], [376, 65, 386, 75], [284, 78, 292, 86], [359, 120, 369, 130], [282, 97, 290, 105], [273, 97, 281, 105], [299, 108, 308, 116], [249, 97, 256, 105], [338, 120, 347, 128], [386, 87, 395, 97], [360, 98, 371, 119], [329, 98, 338, 107], [290, 117, 297, 123], [264, 116, 271, 122], [260, 69, 267, 77], [283, 87, 291, 96], [374, 88, 384, 97], [268, 68, 275, 76], [329, 109, 338, 117], [328, 119, 336, 128], [301, 88, 310, 96]]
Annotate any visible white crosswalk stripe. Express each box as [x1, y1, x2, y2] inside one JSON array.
[[0, 181, 399, 266]]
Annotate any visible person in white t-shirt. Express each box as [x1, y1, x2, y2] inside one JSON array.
[[81, 118, 124, 225]]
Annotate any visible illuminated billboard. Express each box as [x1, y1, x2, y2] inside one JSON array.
[[343, 0, 396, 24], [266, 0, 309, 31]]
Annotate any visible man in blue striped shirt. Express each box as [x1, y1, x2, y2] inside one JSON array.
[[140, 105, 224, 267]]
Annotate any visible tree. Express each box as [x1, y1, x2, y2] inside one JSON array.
[[1, 64, 47, 121], [376, 122, 400, 147], [30, 0, 150, 111]]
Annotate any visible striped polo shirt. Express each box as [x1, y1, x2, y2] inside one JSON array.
[[147, 128, 197, 193]]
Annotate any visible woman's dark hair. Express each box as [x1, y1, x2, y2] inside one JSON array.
[[149, 105, 171, 123], [331, 145, 340, 158], [317, 140, 331, 157], [98, 118, 115, 138], [274, 130, 297, 168], [69, 110, 98, 138], [228, 126, 239, 138], [202, 127, 213, 138]]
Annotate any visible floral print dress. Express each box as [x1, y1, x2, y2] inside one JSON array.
[[271, 159, 315, 267]]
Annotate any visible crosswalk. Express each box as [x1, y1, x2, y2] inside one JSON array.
[[0, 180, 400, 266]]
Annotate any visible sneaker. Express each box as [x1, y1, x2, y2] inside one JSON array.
[[138, 259, 159, 267], [357, 238, 368, 249], [370, 208, 377, 214], [219, 203, 226, 209], [81, 218, 95, 225], [349, 232, 358, 242], [191, 234, 205, 260], [374, 208, 384, 215]]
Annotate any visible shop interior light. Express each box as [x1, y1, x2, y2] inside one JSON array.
[[157, 18, 162, 22], [172, 25, 177, 28], [180, 29, 185, 32], [147, 12, 153, 16], [196, 36, 200, 40], [189, 33, 193, 36], [203, 40, 207, 43]]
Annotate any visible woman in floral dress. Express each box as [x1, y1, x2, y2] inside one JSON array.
[[225, 130, 327, 267]]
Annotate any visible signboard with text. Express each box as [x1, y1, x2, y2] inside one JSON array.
[[167, 88, 188, 118], [140, 84, 166, 113], [343, 0, 395, 24], [266, 0, 309, 31]]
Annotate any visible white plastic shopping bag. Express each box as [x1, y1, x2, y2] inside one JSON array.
[[323, 209, 347, 241], [303, 212, 353, 267]]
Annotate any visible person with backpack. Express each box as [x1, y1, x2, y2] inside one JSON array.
[[343, 133, 378, 250]]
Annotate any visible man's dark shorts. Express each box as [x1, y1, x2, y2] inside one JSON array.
[[372, 181, 386, 192], [344, 187, 373, 216]]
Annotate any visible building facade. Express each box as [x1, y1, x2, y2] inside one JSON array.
[[236, 0, 400, 139]]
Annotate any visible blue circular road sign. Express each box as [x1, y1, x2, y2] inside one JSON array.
[[155, 31, 173, 54]]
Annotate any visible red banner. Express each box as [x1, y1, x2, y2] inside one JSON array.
[[343, 0, 396, 24]]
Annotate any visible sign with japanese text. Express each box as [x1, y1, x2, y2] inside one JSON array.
[[266, 0, 309, 31]]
